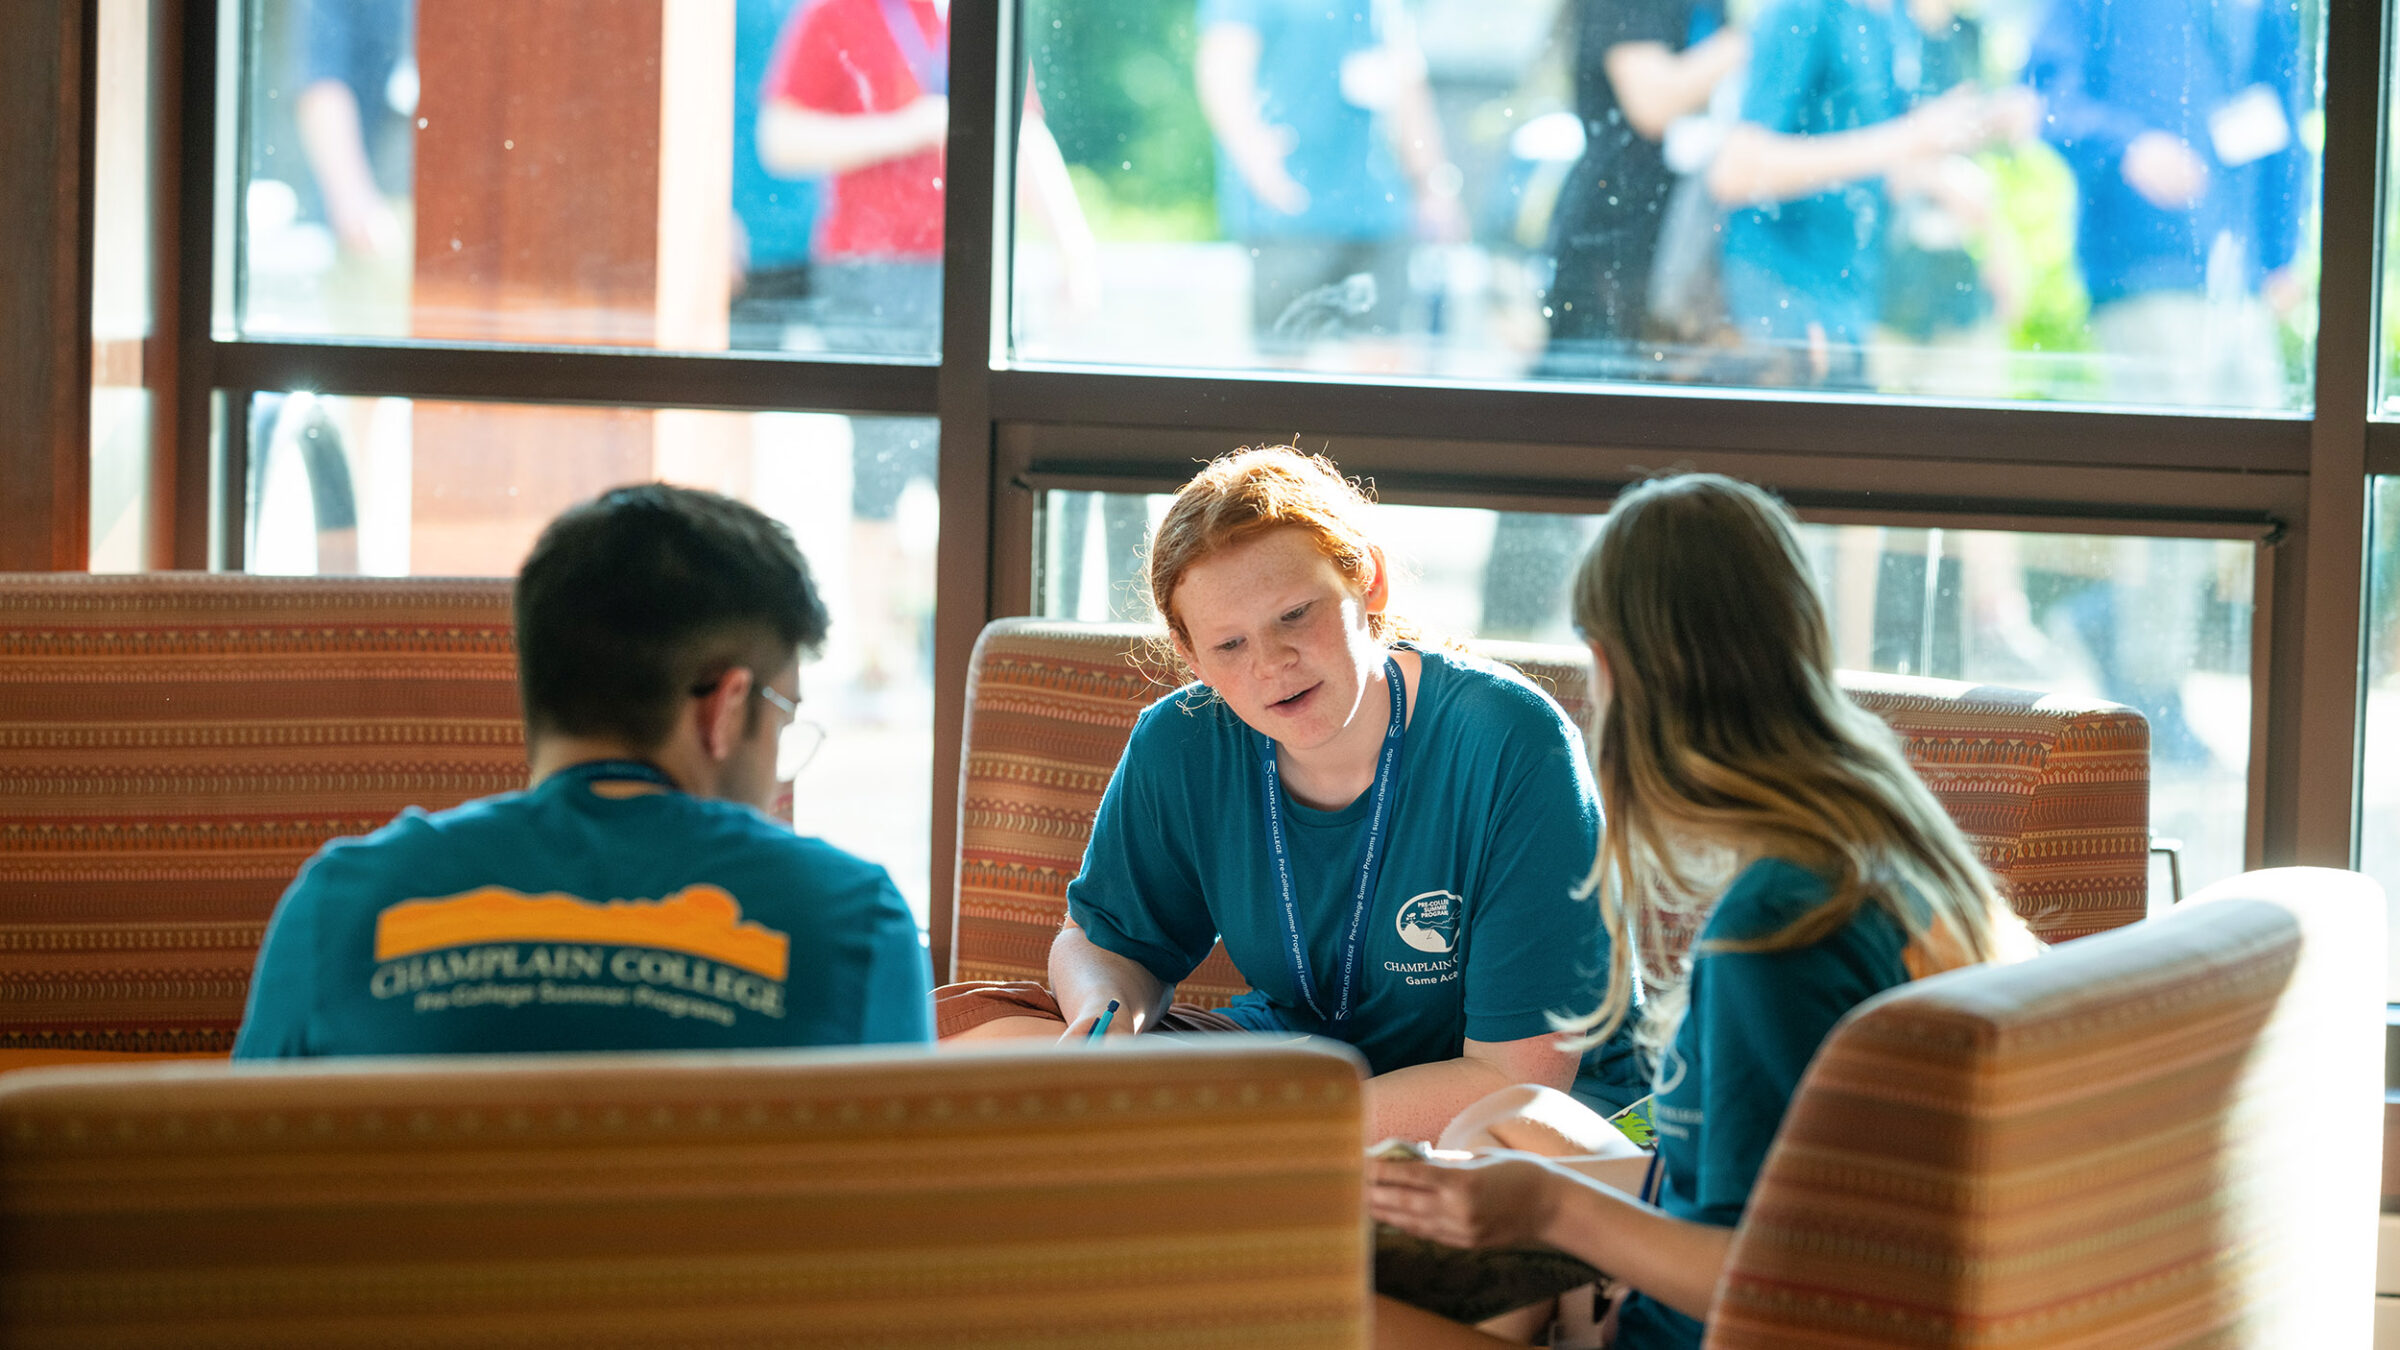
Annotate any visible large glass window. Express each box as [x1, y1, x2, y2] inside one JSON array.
[[1045, 492, 2253, 905], [236, 0, 957, 358], [90, 0, 157, 572], [1015, 0, 2324, 411], [243, 395, 942, 928], [2367, 478, 2398, 991]]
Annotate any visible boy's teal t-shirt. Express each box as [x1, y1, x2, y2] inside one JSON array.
[[1065, 646, 1641, 1100], [1612, 858, 1922, 1349], [232, 761, 935, 1058]]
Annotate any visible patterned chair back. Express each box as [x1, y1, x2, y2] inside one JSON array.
[[952, 620, 2150, 999], [0, 574, 524, 1064], [1709, 866, 2383, 1347], [0, 1039, 1369, 1348]]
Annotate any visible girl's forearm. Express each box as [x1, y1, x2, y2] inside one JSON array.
[[1365, 1055, 1517, 1143], [1538, 1169, 1736, 1320]]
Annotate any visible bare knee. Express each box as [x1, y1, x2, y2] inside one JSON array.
[[938, 1015, 1067, 1046]]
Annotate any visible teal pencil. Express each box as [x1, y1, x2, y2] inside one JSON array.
[[1088, 999, 1119, 1042]]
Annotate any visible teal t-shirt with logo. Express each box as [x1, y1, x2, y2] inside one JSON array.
[[1066, 646, 1638, 1098], [232, 761, 934, 1058], [1612, 857, 1923, 1349]]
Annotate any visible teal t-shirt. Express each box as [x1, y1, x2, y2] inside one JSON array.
[[1613, 858, 1923, 1349], [1066, 646, 1638, 1097], [232, 761, 934, 1058], [1720, 0, 1911, 347]]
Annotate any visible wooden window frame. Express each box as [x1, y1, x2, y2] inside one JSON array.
[[0, 0, 2381, 972]]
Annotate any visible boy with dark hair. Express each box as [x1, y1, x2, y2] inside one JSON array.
[[234, 485, 933, 1058]]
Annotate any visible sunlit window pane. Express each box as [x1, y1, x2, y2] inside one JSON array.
[[1046, 491, 2252, 907], [2365, 478, 2399, 992], [1016, 0, 2323, 411], [90, 0, 156, 572], [237, 0, 946, 357], [242, 394, 941, 929]]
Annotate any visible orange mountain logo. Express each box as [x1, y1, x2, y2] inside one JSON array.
[[374, 886, 789, 980]]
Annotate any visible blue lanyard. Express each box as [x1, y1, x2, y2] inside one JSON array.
[[1257, 655, 1407, 1037]]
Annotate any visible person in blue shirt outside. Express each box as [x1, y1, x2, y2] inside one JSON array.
[[2026, 0, 2308, 409], [234, 485, 934, 1059], [1369, 474, 2036, 1349], [1707, 0, 2031, 388], [1196, 0, 1468, 360], [940, 446, 1643, 1143], [728, 0, 822, 352]]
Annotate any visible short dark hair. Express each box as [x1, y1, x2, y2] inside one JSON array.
[[514, 484, 830, 749]]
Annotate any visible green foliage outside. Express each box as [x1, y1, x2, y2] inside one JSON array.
[[1978, 142, 2102, 401], [1022, 0, 1219, 241]]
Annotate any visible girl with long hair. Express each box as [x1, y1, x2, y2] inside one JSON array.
[[1370, 473, 2035, 1347], [941, 445, 1643, 1140]]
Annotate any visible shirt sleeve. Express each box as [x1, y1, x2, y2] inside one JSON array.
[[1680, 874, 1898, 1225], [231, 858, 330, 1059], [299, 0, 360, 91], [2024, 0, 2153, 174], [852, 873, 937, 1046], [767, 0, 862, 113], [1457, 696, 1605, 1045], [1738, 0, 1823, 131], [1064, 705, 1223, 987]]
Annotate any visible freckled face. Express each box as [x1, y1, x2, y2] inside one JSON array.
[[1170, 526, 1387, 754]]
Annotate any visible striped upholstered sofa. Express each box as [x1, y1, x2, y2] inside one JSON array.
[[0, 870, 2372, 1347], [1710, 865, 2383, 1347], [0, 574, 525, 1068], [952, 619, 2153, 1001], [0, 1039, 1372, 1347]]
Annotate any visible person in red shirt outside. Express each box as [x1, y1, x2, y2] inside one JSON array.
[[757, 0, 1094, 354], [755, 0, 1094, 710]]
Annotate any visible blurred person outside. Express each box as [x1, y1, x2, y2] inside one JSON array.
[[287, 0, 417, 335], [1868, 0, 2025, 398], [250, 0, 416, 579], [1487, 0, 1748, 641], [1707, 0, 2032, 388], [2024, 0, 2308, 408], [1534, 0, 1747, 381], [1196, 0, 1470, 363], [729, 0, 822, 351], [757, 0, 1096, 709], [235, 485, 935, 1059], [2018, 0, 2306, 766]]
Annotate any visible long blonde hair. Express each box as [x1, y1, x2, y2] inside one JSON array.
[[1560, 475, 2025, 1052]]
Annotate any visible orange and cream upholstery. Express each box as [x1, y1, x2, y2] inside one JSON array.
[[0, 1039, 1370, 1348], [951, 620, 2150, 1001], [1709, 866, 2384, 1347], [0, 574, 524, 1069]]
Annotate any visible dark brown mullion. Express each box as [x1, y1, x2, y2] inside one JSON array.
[[986, 368, 2312, 475], [1014, 467, 2294, 540], [2280, 0, 2384, 866], [926, 0, 1009, 979], [217, 386, 249, 572], [2367, 422, 2400, 476], [1001, 422, 2312, 522], [168, 0, 217, 570], [206, 341, 940, 417]]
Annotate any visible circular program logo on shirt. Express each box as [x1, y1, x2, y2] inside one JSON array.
[[1394, 890, 1462, 954]]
